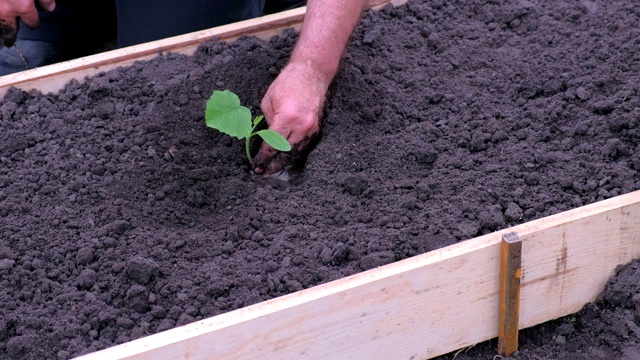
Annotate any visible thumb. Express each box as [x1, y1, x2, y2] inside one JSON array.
[[19, 11, 39, 29], [253, 119, 290, 174], [18, 3, 40, 28], [39, 0, 56, 12]]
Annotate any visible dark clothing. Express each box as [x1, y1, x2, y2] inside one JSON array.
[[114, 0, 266, 47], [3, 0, 305, 75], [264, 0, 307, 14], [18, 0, 116, 57], [17, 0, 306, 48]]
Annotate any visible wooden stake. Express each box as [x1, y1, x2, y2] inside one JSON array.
[[498, 232, 523, 356]]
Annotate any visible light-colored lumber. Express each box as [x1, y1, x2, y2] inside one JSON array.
[[0, 7, 305, 99], [498, 232, 522, 356], [76, 190, 640, 360], [368, 0, 410, 9], [0, 0, 408, 99]]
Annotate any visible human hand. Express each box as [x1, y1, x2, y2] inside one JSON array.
[[0, 0, 56, 47], [253, 61, 329, 175]]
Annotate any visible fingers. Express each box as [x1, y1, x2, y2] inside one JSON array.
[[254, 62, 324, 175], [253, 146, 276, 174], [253, 109, 321, 175], [259, 150, 296, 175], [253, 130, 320, 176], [0, 0, 52, 47], [18, 5, 39, 28], [39, 0, 56, 12], [260, 95, 274, 121], [253, 126, 288, 174], [0, 18, 18, 47]]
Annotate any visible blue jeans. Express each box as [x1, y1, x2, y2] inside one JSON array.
[[0, 40, 60, 76]]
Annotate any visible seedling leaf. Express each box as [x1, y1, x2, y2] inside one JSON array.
[[205, 89, 291, 166], [256, 129, 291, 151], [205, 90, 252, 139]]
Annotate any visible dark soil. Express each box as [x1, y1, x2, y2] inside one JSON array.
[[0, 0, 638, 359]]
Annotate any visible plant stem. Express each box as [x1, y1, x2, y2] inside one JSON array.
[[244, 116, 264, 167], [245, 133, 254, 166], [245, 118, 263, 166]]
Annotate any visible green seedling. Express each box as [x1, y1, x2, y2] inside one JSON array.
[[205, 90, 291, 165]]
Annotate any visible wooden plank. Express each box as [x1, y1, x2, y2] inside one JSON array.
[[0, 7, 305, 99], [369, 0, 410, 9], [0, 0, 408, 99], [498, 232, 522, 356], [517, 201, 639, 326], [75, 190, 640, 360]]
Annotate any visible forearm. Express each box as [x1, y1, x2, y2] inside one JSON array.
[[256, 0, 370, 173], [288, 0, 367, 87]]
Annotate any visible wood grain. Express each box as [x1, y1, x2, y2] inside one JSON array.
[[75, 190, 640, 360], [498, 232, 523, 356]]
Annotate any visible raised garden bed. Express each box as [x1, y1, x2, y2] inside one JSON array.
[[0, 0, 639, 359]]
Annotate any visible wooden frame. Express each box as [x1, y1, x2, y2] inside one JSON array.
[[0, 0, 408, 98], [0, 7, 305, 99], [75, 190, 640, 359], [0, 2, 637, 359]]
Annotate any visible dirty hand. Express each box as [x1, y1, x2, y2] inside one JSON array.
[[254, 61, 329, 175], [0, 0, 56, 47]]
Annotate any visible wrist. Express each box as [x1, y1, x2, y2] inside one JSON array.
[[284, 59, 334, 92]]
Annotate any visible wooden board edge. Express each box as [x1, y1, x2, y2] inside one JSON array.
[[0, 0, 409, 98], [0, 7, 306, 98], [74, 190, 640, 359], [369, 0, 410, 9]]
